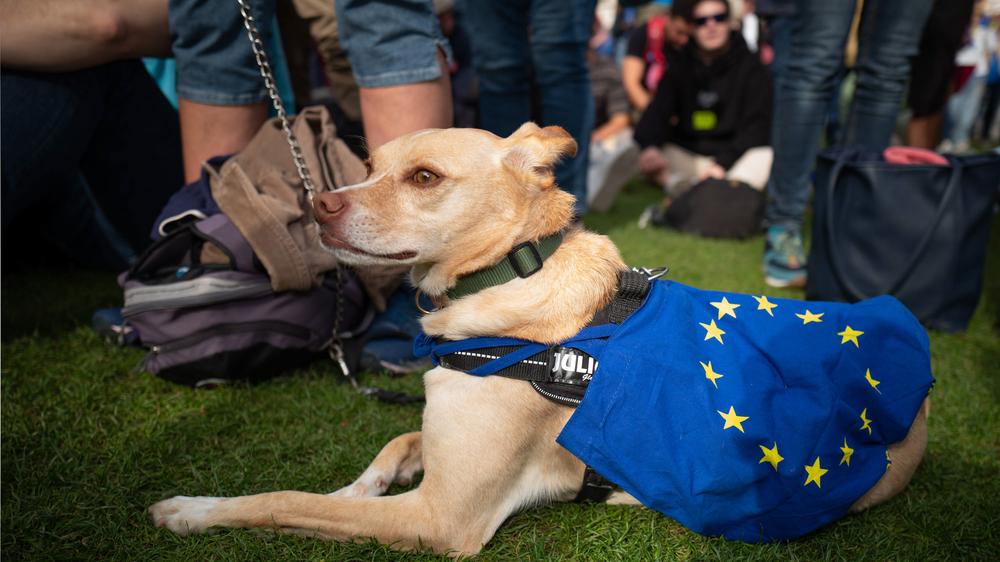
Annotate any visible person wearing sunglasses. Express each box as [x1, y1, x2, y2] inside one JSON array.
[[634, 0, 773, 204]]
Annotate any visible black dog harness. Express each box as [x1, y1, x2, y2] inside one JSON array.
[[425, 268, 656, 502]]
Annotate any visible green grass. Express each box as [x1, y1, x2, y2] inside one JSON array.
[[3, 181, 999, 560]]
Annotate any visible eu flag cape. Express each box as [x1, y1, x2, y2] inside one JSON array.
[[416, 280, 934, 541]]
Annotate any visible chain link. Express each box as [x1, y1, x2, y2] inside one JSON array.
[[236, 0, 318, 203], [237, 0, 354, 383]]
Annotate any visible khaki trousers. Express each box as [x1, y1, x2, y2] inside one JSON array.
[[662, 144, 773, 196]]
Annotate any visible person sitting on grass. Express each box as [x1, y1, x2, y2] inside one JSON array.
[[633, 0, 773, 200]]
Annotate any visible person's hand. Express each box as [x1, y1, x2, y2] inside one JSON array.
[[699, 163, 726, 181], [638, 147, 668, 176]]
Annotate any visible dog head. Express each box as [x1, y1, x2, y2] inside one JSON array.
[[313, 123, 577, 294]]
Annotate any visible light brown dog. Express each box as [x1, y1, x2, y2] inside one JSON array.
[[149, 124, 929, 556]]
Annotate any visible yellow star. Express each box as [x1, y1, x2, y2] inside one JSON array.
[[700, 319, 726, 344], [859, 407, 873, 435], [758, 442, 784, 471], [753, 295, 778, 317], [838, 326, 864, 347], [865, 369, 882, 394], [717, 405, 749, 433], [796, 310, 824, 324], [839, 437, 854, 466], [803, 456, 828, 488], [886, 450, 892, 470], [700, 361, 725, 389], [710, 296, 741, 320]]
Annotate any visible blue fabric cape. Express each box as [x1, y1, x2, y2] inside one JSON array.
[[414, 280, 933, 541]]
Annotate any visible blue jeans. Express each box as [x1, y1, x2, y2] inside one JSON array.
[[1, 62, 183, 269], [943, 75, 987, 146], [764, 0, 933, 229], [335, 0, 451, 88], [460, 0, 596, 215], [170, 0, 277, 105]]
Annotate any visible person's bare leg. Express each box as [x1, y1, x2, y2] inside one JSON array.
[[358, 52, 452, 151], [905, 113, 943, 149], [177, 100, 268, 183], [0, 0, 171, 72]]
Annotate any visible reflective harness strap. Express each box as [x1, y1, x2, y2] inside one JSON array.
[[418, 271, 652, 384], [414, 270, 654, 503]]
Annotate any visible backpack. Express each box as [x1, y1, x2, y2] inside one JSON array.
[[120, 211, 369, 387], [647, 178, 765, 239], [119, 106, 394, 387]]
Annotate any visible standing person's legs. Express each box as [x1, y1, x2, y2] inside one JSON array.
[[842, 0, 934, 149], [336, 0, 453, 151], [942, 75, 988, 150], [762, 0, 856, 287], [765, 0, 855, 229], [170, 0, 275, 183], [528, 0, 596, 216], [460, 0, 533, 138]]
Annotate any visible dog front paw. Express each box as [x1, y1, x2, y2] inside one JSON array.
[[149, 496, 223, 535]]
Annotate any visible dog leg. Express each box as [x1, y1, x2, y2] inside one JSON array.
[[150, 489, 479, 555], [849, 398, 930, 512], [328, 431, 423, 497]]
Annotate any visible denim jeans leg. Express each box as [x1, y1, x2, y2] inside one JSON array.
[[82, 61, 184, 254], [461, 0, 533, 137], [335, 0, 450, 89], [170, 0, 275, 105], [943, 76, 987, 146], [0, 63, 179, 269], [764, 0, 856, 230], [842, 0, 933, 149], [529, 0, 596, 216]]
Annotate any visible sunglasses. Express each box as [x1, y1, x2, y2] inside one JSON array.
[[693, 13, 728, 27]]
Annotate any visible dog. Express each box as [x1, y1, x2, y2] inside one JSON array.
[[149, 123, 931, 555]]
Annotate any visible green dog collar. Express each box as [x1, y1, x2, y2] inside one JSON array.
[[447, 232, 564, 300]]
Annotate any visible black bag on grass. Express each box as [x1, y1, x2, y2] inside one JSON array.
[[662, 178, 765, 238], [807, 147, 1000, 332]]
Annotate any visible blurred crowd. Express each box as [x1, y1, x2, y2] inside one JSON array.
[[2, 0, 999, 288]]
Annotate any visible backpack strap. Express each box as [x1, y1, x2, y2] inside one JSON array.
[[192, 214, 258, 273]]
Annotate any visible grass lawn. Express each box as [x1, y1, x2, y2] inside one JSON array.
[[3, 181, 998, 561]]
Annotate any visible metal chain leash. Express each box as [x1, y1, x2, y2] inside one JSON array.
[[236, 0, 318, 204], [236, 0, 355, 386]]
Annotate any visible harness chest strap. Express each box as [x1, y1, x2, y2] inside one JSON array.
[[416, 270, 654, 502]]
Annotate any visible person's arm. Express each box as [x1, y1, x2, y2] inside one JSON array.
[[713, 64, 773, 170], [593, 60, 633, 142], [592, 113, 631, 143], [0, 0, 171, 71], [633, 68, 678, 150], [622, 55, 652, 111]]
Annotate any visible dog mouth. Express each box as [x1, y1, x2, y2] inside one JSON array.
[[320, 233, 417, 261]]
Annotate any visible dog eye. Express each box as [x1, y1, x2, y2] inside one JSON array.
[[412, 169, 439, 185]]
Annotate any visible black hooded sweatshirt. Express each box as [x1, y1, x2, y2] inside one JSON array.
[[634, 31, 772, 170]]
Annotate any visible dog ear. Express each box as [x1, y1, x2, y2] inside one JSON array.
[[502, 123, 578, 188]]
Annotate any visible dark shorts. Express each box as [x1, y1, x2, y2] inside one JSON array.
[[907, 0, 975, 117]]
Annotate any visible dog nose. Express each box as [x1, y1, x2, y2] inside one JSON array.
[[313, 191, 347, 223]]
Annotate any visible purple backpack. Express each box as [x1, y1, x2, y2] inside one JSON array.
[[120, 213, 368, 387]]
